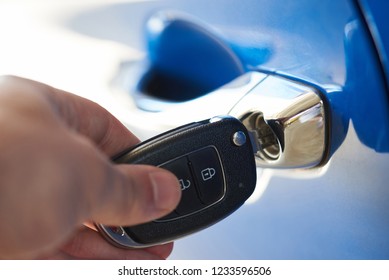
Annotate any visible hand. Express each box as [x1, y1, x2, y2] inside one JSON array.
[[0, 76, 181, 259]]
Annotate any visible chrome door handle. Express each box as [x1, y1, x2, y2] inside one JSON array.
[[116, 69, 329, 169], [229, 72, 329, 169]]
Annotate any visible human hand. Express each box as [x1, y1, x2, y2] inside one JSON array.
[[0, 76, 181, 259]]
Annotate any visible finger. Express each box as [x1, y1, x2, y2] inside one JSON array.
[[49, 87, 140, 156], [63, 132, 180, 226], [47, 83, 182, 225], [59, 227, 174, 260], [90, 164, 181, 226], [34, 80, 181, 226], [3, 76, 139, 156]]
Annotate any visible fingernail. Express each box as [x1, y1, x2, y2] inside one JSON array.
[[149, 171, 181, 214]]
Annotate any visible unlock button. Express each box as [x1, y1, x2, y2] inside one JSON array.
[[188, 147, 225, 205], [160, 156, 204, 216]]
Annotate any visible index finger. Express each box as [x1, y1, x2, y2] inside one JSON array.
[[34, 78, 138, 156]]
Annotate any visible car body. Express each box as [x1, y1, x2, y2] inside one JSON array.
[[1, 0, 388, 259]]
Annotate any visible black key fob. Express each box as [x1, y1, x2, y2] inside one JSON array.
[[97, 116, 257, 248]]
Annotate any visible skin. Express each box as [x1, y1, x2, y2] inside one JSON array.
[[0, 76, 181, 259]]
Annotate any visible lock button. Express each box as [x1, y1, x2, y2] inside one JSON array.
[[188, 147, 225, 205]]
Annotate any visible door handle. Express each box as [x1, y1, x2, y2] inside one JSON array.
[[229, 72, 329, 169]]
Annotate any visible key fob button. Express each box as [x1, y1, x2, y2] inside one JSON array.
[[160, 156, 204, 217], [188, 147, 225, 205]]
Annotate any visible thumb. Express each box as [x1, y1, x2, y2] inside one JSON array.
[[90, 164, 181, 226]]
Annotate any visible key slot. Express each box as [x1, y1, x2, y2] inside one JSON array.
[[239, 111, 281, 161]]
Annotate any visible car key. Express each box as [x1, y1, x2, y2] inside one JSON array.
[[96, 116, 257, 248]]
